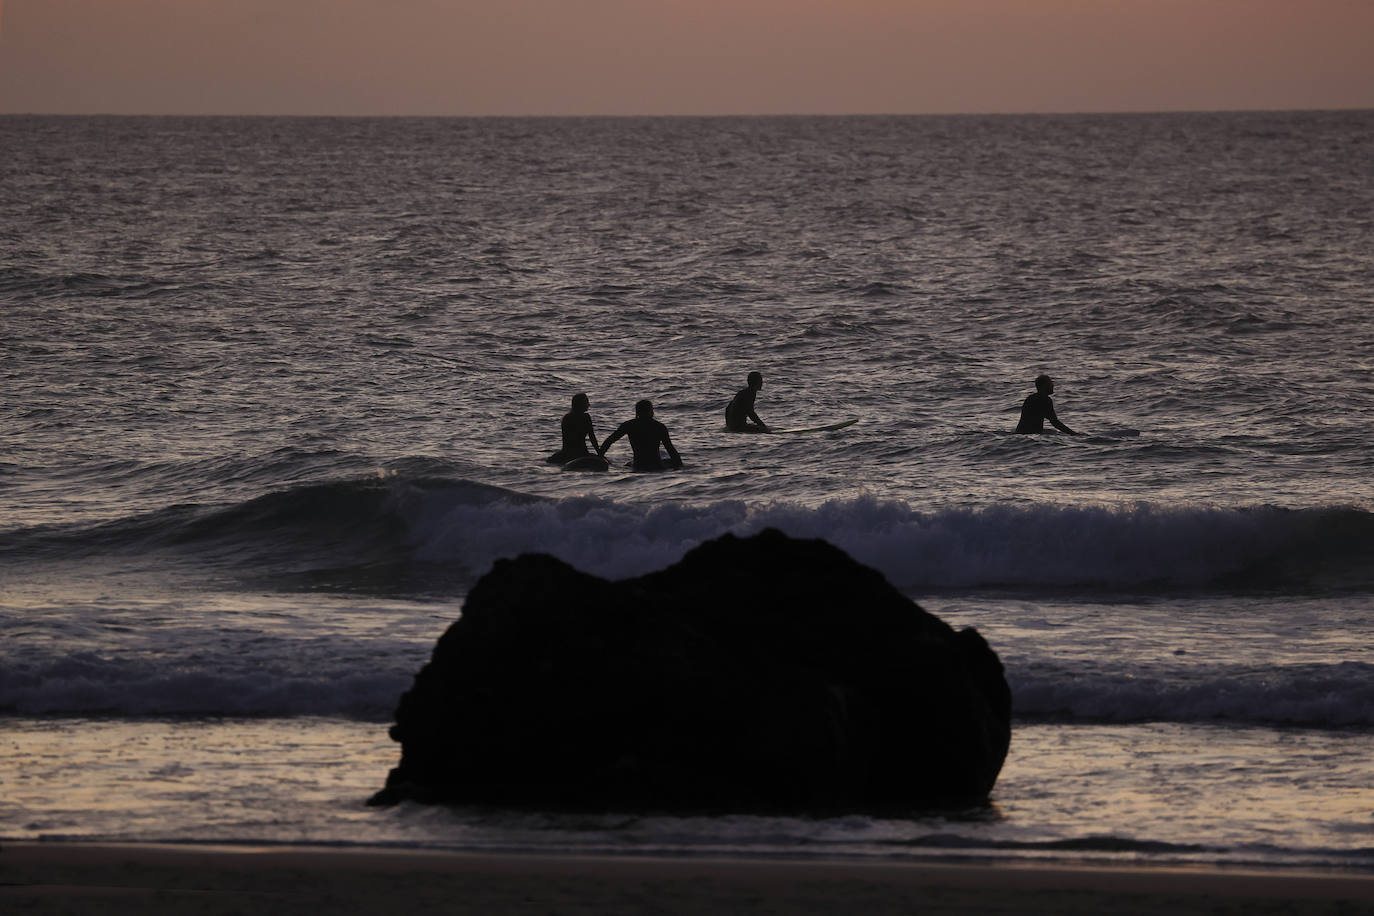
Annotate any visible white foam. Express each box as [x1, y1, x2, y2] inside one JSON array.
[[393, 484, 1370, 591]]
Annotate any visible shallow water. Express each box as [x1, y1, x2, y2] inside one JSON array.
[[6, 717, 1371, 871]]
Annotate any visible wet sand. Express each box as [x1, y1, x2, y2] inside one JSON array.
[[4, 843, 1374, 915]]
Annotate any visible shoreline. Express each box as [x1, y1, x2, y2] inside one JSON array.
[[4, 843, 1374, 915]]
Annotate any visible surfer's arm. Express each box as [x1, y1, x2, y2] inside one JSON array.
[[747, 409, 767, 432], [598, 425, 624, 456], [1046, 406, 1078, 435], [661, 431, 683, 468]]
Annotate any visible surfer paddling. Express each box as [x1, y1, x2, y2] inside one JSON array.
[[600, 399, 683, 471], [726, 371, 769, 432], [547, 392, 602, 463], [1016, 375, 1080, 434]]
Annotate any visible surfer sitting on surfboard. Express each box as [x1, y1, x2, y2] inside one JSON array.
[[725, 371, 769, 432], [546, 392, 602, 463], [600, 399, 683, 471], [1015, 375, 1080, 434]]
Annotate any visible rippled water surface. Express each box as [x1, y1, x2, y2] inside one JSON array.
[[3, 111, 1373, 867]]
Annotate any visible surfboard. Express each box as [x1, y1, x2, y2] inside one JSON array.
[[623, 459, 684, 472], [764, 418, 858, 435], [561, 455, 609, 472]]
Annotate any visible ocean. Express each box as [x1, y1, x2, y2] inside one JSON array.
[[2, 111, 1372, 870]]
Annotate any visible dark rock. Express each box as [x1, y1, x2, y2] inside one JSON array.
[[370, 528, 1011, 813]]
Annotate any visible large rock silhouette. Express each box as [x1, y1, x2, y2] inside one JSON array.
[[371, 529, 1010, 812]]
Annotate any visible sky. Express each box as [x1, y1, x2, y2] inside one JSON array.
[[1, 0, 1372, 116]]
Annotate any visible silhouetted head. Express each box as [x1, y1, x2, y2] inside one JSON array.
[[571, 392, 590, 412], [747, 371, 763, 390], [635, 399, 653, 419], [1035, 374, 1054, 395]]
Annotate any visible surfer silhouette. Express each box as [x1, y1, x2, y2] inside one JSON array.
[[547, 392, 601, 463], [726, 371, 769, 432], [600, 399, 683, 471], [1016, 375, 1080, 434]]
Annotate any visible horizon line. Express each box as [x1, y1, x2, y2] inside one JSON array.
[[3, 105, 1372, 120]]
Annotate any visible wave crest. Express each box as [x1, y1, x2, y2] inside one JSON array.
[[6, 474, 1374, 594], [394, 485, 1374, 592]]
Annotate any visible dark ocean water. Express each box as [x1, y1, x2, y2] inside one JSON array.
[[2, 112, 1372, 866]]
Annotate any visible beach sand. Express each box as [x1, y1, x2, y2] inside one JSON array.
[[4, 843, 1374, 915]]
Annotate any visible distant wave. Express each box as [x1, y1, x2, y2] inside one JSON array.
[[0, 649, 412, 721], [3, 645, 1369, 728], [1013, 662, 1374, 728], [5, 473, 1374, 595]]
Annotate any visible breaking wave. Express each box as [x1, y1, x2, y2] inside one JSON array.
[[5, 474, 1374, 594]]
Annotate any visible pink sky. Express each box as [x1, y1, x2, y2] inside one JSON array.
[[2, 0, 1372, 116]]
